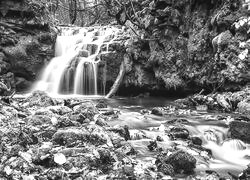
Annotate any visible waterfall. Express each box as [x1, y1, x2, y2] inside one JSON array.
[[34, 26, 120, 96]]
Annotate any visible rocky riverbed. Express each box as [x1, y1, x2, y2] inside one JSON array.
[[0, 91, 250, 179]]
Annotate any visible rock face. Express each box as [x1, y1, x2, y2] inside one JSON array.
[[120, 0, 250, 95], [0, 0, 56, 92]]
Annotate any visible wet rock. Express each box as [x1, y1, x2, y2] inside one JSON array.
[[107, 125, 131, 141], [151, 107, 164, 116], [0, 59, 10, 75], [52, 126, 108, 147], [116, 143, 137, 157], [110, 133, 125, 148], [33, 153, 55, 168], [229, 120, 250, 143], [25, 91, 55, 107], [34, 108, 54, 117], [71, 106, 96, 123], [156, 136, 164, 142], [196, 105, 208, 111], [169, 127, 189, 140], [147, 141, 157, 151], [95, 117, 108, 127], [46, 169, 69, 179], [96, 100, 108, 108], [165, 150, 196, 174], [73, 102, 97, 114], [239, 165, 250, 180], [140, 109, 150, 114], [26, 115, 52, 126], [38, 126, 57, 141], [157, 163, 175, 176], [47, 105, 72, 115], [237, 98, 250, 114], [102, 110, 115, 116], [97, 148, 114, 165], [216, 94, 231, 111], [165, 118, 189, 125], [57, 116, 80, 128], [190, 137, 202, 146]]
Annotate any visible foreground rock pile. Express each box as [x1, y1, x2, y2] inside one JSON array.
[[0, 91, 249, 179], [176, 87, 250, 114]]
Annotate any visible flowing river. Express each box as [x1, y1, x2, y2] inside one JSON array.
[[106, 97, 250, 178]]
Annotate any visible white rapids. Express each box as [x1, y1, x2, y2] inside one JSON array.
[[33, 26, 121, 96]]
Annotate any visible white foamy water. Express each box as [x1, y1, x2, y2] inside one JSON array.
[[107, 98, 250, 177], [33, 26, 121, 96]]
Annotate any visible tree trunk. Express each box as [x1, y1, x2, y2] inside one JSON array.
[[69, 0, 77, 24], [105, 54, 129, 98]]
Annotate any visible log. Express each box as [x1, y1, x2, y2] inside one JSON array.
[[105, 54, 128, 98]]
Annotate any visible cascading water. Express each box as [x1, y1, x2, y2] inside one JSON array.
[[107, 98, 250, 177], [34, 26, 120, 96]]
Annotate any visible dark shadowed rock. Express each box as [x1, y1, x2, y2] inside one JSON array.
[[158, 163, 175, 176], [151, 107, 164, 116], [237, 98, 250, 115], [229, 120, 250, 143], [106, 125, 131, 141], [191, 136, 203, 146], [53, 126, 108, 147], [96, 100, 108, 108], [169, 127, 189, 140], [165, 150, 196, 174], [95, 117, 108, 127]]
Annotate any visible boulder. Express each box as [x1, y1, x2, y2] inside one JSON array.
[[165, 150, 196, 174], [57, 116, 80, 128], [96, 100, 108, 108], [26, 115, 52, 126], [237, 98, 250, 114], [158, 163, 174, 176], [169, 127, 189, 140], [229, 120, 250, 143], [190, 137, 203, 146], [106, 125, 131, 141], [47, 105, 72, 115], [216, 94, 231, 111], [151, 107, 164, 116], [25, 91, 55, 107], [52, 126, 108, 147]]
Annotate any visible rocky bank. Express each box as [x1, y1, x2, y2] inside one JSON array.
[[119, 0, 250, 95], [0, 91, 250, 179], [0, 0, 56, 92]]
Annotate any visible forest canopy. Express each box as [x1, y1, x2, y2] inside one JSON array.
[[27, 0, 146, 27]]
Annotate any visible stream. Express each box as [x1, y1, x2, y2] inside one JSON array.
[[106, 97, 250, 177]]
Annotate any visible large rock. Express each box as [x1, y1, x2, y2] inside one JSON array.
[[165, 150, 196, 174], [52, 126, 109, 147], [25, 91, 55, 107], [169, 127, 190, 140], [229, 120, 250, 143], [237, 98, 250, 114]]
